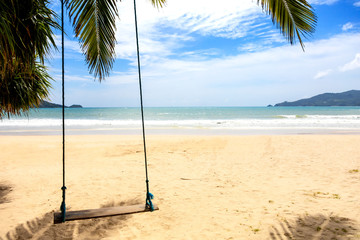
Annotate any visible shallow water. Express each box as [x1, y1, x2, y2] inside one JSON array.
[[1, 106, 360, 135]]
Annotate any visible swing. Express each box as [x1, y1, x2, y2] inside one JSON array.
[[53, 0, 158, 224]]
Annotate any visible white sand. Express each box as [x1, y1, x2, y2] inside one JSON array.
[[1, 135, 360, 239]]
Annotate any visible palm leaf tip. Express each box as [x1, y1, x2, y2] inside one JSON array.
[[258, 0, 317, 50], [151, 0, 167, 8]]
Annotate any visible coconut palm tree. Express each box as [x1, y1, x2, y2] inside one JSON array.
[[1, 0, 316, 118], [0, 0, 59, 118]]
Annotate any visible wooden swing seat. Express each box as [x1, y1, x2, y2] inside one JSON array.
[[54, 203, 158, 224]]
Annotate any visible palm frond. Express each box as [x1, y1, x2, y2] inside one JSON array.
[[1, 0, 59, 64], [0, 0, 57, 118], [65, 0, 119, 81], [0, 2, 15, 66], [258, 0, 316, 50], [29, 0, 60, 63], [0, 60, 52, 119], [151, 0, 166, 8]]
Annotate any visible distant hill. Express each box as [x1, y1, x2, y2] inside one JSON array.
[[34, 100, 83, 108], [274, 90, 360, 106]]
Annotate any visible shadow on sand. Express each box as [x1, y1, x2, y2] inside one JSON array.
[[269, 213, 359, 240], [0, 184, 12, 204], [1, 200, 141, 240]]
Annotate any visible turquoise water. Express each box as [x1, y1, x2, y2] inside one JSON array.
[[1, 106, 360, 135], [5, 106, 360, 120]]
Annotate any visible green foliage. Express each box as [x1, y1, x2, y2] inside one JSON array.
[[275, 90, 360, 106], [0, 0, 58, 118], [151, 0, 167, 8], [64, 0, 119, 82], [0, 61, 52, 118], [0, 0, 59, 65], [257, 0, 316, 50]]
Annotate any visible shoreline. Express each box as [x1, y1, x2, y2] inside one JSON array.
[[1, 126, 360, 136], [2, 106, 360, 136]]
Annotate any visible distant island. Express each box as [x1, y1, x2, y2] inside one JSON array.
[[274, 90, 360, 107], [33, 100, 83, 108]]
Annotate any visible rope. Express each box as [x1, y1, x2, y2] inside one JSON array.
[[133, 0, 154, 211], [60, 0, 67, 222], [57, 0, 153, 221]]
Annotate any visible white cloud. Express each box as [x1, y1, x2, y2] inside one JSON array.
[[113, 0, 274, 63], [50, 35, 84, 61], [314, 69, 333, 79], [53, 74, 93, 82], [53, 35, 81, 53], [308, 0, 339, 5], [154, 0, 259, 38], [51, 33, 360, 107], [238, 43, 265, 52], [340, 53, 360, 71], [48, 0, 360, 107], [354, 1, 360, 7], [86, 33, 360, 107], [342, 22, 354, 31]]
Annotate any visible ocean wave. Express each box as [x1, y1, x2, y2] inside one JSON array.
[[1, 116, 360, 130], [276, 115, 360, 119]]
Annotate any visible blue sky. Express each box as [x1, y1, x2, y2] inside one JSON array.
[[47, 0, 360, 107]]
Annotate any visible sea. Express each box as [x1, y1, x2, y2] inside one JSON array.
[[1, 106, 360, 135]]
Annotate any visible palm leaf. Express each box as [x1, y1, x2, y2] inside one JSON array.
[[0, 60, 52, 118], [65, 0, 119, 81], [258, 0, 316, 49], [0, 0, 57, 118], [151, 0, 166, 8], [29, 0, 60, 63], [0, 1, 15, 66]]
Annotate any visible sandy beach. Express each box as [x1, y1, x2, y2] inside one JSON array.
[[1, 134, 360, 239]]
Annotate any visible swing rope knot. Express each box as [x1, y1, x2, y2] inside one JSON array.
[[61, 186, 66, 202], [60, 186, 67, 222], [146, 192, 154, 211]]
